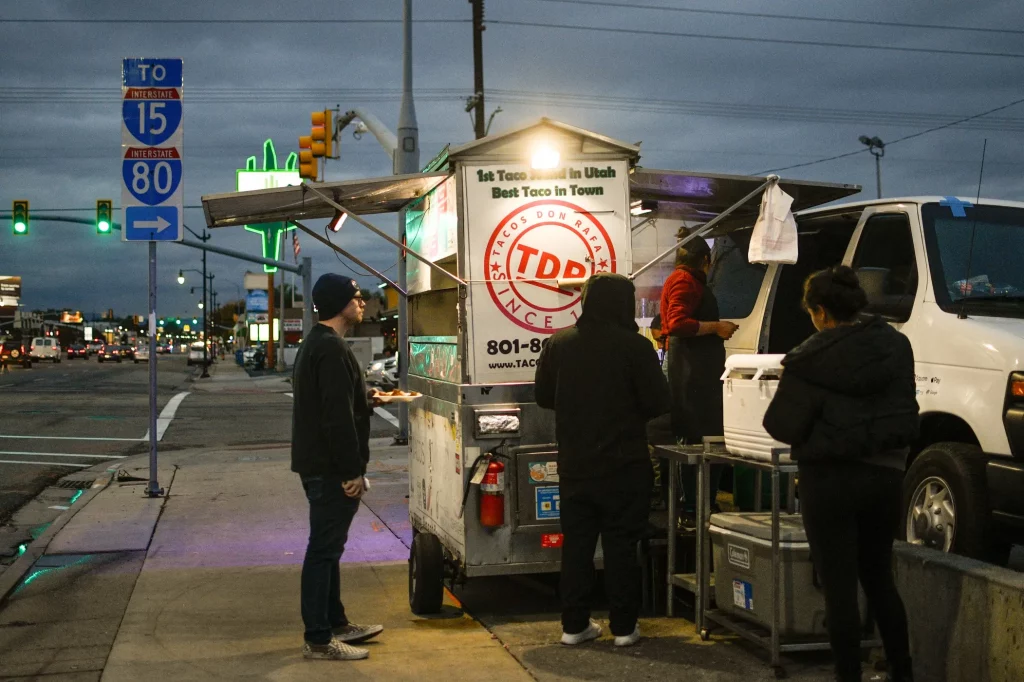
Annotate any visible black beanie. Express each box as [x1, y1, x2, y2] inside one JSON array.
[[313, 273, 359, 320]]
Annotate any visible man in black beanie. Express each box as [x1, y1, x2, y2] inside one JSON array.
[[292, 273, 384, 660]]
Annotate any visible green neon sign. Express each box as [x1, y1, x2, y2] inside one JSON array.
[[238, 139, 300, 273]]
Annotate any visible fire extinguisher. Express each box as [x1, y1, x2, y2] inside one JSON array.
[[478, 459, 505, 528]]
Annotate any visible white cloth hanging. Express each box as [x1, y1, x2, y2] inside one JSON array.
[[748, 183, 799, 264]]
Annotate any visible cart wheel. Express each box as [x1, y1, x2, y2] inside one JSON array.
[[699, 629, 710, 642], [772, 665, 787, 679], [409, 532, 445, 615]]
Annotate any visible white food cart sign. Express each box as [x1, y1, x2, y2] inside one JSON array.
[[463, 160, 630, 384]]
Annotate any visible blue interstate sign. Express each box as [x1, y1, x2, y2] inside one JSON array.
[[122, 96, 182, 147], [124, 206, 180, 241], [122, 58, 183, 88], [122, 150, 182, 206]]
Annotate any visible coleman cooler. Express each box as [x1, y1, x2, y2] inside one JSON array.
[[710, 512, 864, 637], [721, 354, 789, 462]]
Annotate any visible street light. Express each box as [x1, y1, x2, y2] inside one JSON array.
[[198, 301, 204, 310], [858, 135, 886, 199]]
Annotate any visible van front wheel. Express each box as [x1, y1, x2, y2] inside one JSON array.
[[901, 443, 993, 561]]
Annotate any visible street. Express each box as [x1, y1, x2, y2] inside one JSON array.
[[0, 356, 399, 527]]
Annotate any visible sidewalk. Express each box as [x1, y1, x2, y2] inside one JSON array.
[[0, 384, 839, 680]]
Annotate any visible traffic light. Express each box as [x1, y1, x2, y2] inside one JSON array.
[[96, 199, 112, 234], [298, 135, 317, 181], [311, 110, 333, 158], [11, 200, 28, 235]]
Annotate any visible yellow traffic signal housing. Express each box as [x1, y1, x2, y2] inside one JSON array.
[[311, 110, 333, 158], [298, 135, 317, 180], [96, 199, 113, 234], [12, 199, 29, 235]]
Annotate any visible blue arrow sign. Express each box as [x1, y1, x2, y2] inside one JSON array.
[[122, 153, 183, 206], [125, 206, 180, 241]]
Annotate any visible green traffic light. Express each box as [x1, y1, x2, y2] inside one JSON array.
[[14, 221, 27, 234], [176, 319, 182, 324], [98, 220, 110, 233]]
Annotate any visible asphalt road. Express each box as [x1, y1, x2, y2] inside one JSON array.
[[0, 354, 399, 524]]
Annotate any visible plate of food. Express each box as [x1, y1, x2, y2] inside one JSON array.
[[373, 389, 424, 404]]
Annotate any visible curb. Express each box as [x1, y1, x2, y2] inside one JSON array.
[[0, 468, 117, 606]]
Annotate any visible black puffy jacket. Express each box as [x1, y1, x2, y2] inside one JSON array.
[[762, 317, 919, 464], [535, 274, 671, 480]]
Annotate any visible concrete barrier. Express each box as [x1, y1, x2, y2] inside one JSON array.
[[893, 543, 1024, 682]]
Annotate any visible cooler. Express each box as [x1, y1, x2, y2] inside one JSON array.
[[710, 512, 827, 636], [721, 354, 789, 462]]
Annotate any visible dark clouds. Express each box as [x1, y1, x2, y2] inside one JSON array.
[[1, 0, 1022, 317]]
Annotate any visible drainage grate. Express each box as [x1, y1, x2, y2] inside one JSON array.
[[54, 479, 96, 490]]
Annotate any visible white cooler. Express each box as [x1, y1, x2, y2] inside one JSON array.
[[721, 354, 789, 462]]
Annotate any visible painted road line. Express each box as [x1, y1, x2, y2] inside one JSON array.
[[0, 460, 87, 468], [0, 434, 146, 442], [0, 450, 129, 459], [143, 391, 191, 442], [374, 407, 400, 428]]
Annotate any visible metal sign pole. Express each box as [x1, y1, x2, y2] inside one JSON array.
[[147, 241, 162, 497]]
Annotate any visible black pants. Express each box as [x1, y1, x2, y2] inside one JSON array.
[[799, 463, 912, 682], [300, 475, 361, 645], [560, 463, 653, 636]]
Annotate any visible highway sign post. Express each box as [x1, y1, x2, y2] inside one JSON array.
[[122, 57, 183, 498]]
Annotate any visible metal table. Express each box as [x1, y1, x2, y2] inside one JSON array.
[[651, 442, 703, 617]]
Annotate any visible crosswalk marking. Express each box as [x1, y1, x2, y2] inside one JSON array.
[[0, 450, 128, 459], [0, 460, 91, 468], [0, 434, 146, 442]]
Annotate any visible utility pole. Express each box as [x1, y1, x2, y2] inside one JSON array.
[[200, 231, 210, 378], [470, 0, 486, 139]]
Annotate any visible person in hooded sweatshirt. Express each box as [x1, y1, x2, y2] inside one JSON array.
[[763, 266, 917, 682], [535, 273, 672, 648]]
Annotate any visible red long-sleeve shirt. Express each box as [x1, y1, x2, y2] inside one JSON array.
[[660, 266, 705, 338]]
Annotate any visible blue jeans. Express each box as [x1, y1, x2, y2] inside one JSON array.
[[300, 475, 361, 645]]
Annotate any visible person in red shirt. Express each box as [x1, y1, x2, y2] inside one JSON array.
[[660, 237, 738, 517]]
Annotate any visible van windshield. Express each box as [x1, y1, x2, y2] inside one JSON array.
[[922, 202, 1024, 319]]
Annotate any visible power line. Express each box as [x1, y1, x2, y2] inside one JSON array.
[[756, 95, 1024, 173], [0, 18, 468, 25], [488, 20, 1024, 59], [534, 0, 1024, 37]]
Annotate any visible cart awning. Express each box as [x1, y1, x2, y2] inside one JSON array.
[[630, 169, 860, 235], [202, 171, 450, 228]]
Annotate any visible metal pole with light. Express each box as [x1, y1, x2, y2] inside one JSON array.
[[859, 135, 886, 199]]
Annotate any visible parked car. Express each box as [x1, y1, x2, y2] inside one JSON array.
[[97, 344, 122, 363], [66, 344, 87, 359], [134, 344, 150, 363], [29, 337, 61, 363], [187, 342, 206, 366], [0, 338, 32, 368], [365, 354, 398, 388]]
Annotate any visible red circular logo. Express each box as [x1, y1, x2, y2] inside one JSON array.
[[484, 200, 616, 334]]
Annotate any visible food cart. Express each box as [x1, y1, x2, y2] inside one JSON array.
[[201, 118, 858, 614]]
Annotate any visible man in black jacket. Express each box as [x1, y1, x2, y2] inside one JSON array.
[[535, 273, 671, 648], [292, 273, 383, 661]]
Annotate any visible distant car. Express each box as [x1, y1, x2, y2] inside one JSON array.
[[0, 339, 32, 368], [159, 343, 174, 354], [134, 344, 150, 363], [187, 342, 206, 366], [87, 341, 104, 356], [120, 345, 135, 360], [97, 345, 122, 363], [30, 337, 61, 363], [365, 355, 398, 388], [66, 344, 87, 359]]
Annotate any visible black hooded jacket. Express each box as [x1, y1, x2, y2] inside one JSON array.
[[762, 317, 919, 466], [534, 274, 672, 480]]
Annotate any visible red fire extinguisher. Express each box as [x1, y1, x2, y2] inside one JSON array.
[[479, 459, 506, 528]]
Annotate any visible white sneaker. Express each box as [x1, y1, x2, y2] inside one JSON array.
[[332, 623, 384, 643], [561, 619, 602, 645], [614, 625, 641, 647], [302, 637, 369, 660]]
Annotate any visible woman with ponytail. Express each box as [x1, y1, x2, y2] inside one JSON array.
[[764, 266, 918, 682]]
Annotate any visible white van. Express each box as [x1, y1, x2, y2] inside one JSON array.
[[30, 337, 61, 363], [710, 197, 1023, 563]]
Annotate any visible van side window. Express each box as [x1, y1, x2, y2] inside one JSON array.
[[766, 214, 859, 353], [708, 231, 767, 319], [851, 214, 918, 322]]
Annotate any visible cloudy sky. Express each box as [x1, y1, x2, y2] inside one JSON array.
[[1, 0, 1022, 319]]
